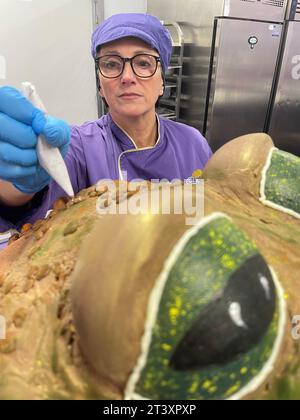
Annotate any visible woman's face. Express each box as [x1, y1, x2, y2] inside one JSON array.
[[98, 37, 164, 119]]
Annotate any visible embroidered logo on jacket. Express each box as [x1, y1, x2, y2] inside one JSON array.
[[185, 169, 203, 184]]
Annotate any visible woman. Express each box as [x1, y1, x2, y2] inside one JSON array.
[[0, 13, 212, 235]]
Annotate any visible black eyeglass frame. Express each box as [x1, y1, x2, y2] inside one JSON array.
[[95, 53, 161, 79]]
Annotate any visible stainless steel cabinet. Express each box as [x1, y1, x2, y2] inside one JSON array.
[[205, 18, 283, 151]]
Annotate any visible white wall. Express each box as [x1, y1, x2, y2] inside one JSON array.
[[0, 0, 98, 125], [104, 0, 147, 18]]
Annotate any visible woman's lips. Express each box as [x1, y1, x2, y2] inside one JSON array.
[[119, 93, 141, 99]]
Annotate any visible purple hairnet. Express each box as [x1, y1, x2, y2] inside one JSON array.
[[91, 13, 172, 73]]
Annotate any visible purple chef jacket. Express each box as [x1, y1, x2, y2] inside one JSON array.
[[0, 114, 212, 234]]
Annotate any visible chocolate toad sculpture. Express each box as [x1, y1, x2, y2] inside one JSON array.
[[0, 133, 300, 400]]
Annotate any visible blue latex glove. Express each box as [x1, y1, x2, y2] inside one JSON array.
[[0, 86, 70, 194]]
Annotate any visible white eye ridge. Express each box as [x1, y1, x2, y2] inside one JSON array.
[[259, 273, 271, 300], [228, 302, 248, 329]]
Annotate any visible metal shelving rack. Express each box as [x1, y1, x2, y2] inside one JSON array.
[[157, 21, 184, 121]]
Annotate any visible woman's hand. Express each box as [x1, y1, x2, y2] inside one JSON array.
[[0, 86, 70, 195]]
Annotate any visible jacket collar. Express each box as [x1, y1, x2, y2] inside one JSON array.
[[109, 113, 164, 152]]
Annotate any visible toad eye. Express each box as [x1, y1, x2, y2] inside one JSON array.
[[124, 214, 285, 401]]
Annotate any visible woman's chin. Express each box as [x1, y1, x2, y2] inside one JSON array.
[[115, 105, 151, 118]]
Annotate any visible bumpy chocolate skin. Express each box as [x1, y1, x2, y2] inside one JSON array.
[[0, 134, 300, 400]]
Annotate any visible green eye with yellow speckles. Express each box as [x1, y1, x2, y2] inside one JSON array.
[[125, 213, 286, 400], [260, 148, 300, 219]]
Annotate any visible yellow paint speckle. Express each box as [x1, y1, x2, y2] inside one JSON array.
[[188, 381, 199, 394], [225, 382, 241, 397], [202, 380, 212, 390], [161, 343, 172, 352], [240, 367, 248, 375], [221, 254, 236, 269], [169, 307, 180, 324], [169, 296, 183, 324]]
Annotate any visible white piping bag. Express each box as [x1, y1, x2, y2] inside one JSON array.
[[21, 82, 74, 197]]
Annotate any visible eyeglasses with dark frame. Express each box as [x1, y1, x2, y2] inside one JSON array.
[[95, 54, 161, 79]]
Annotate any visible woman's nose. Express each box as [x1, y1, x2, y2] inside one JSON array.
[[120, 62, 137, 83]]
